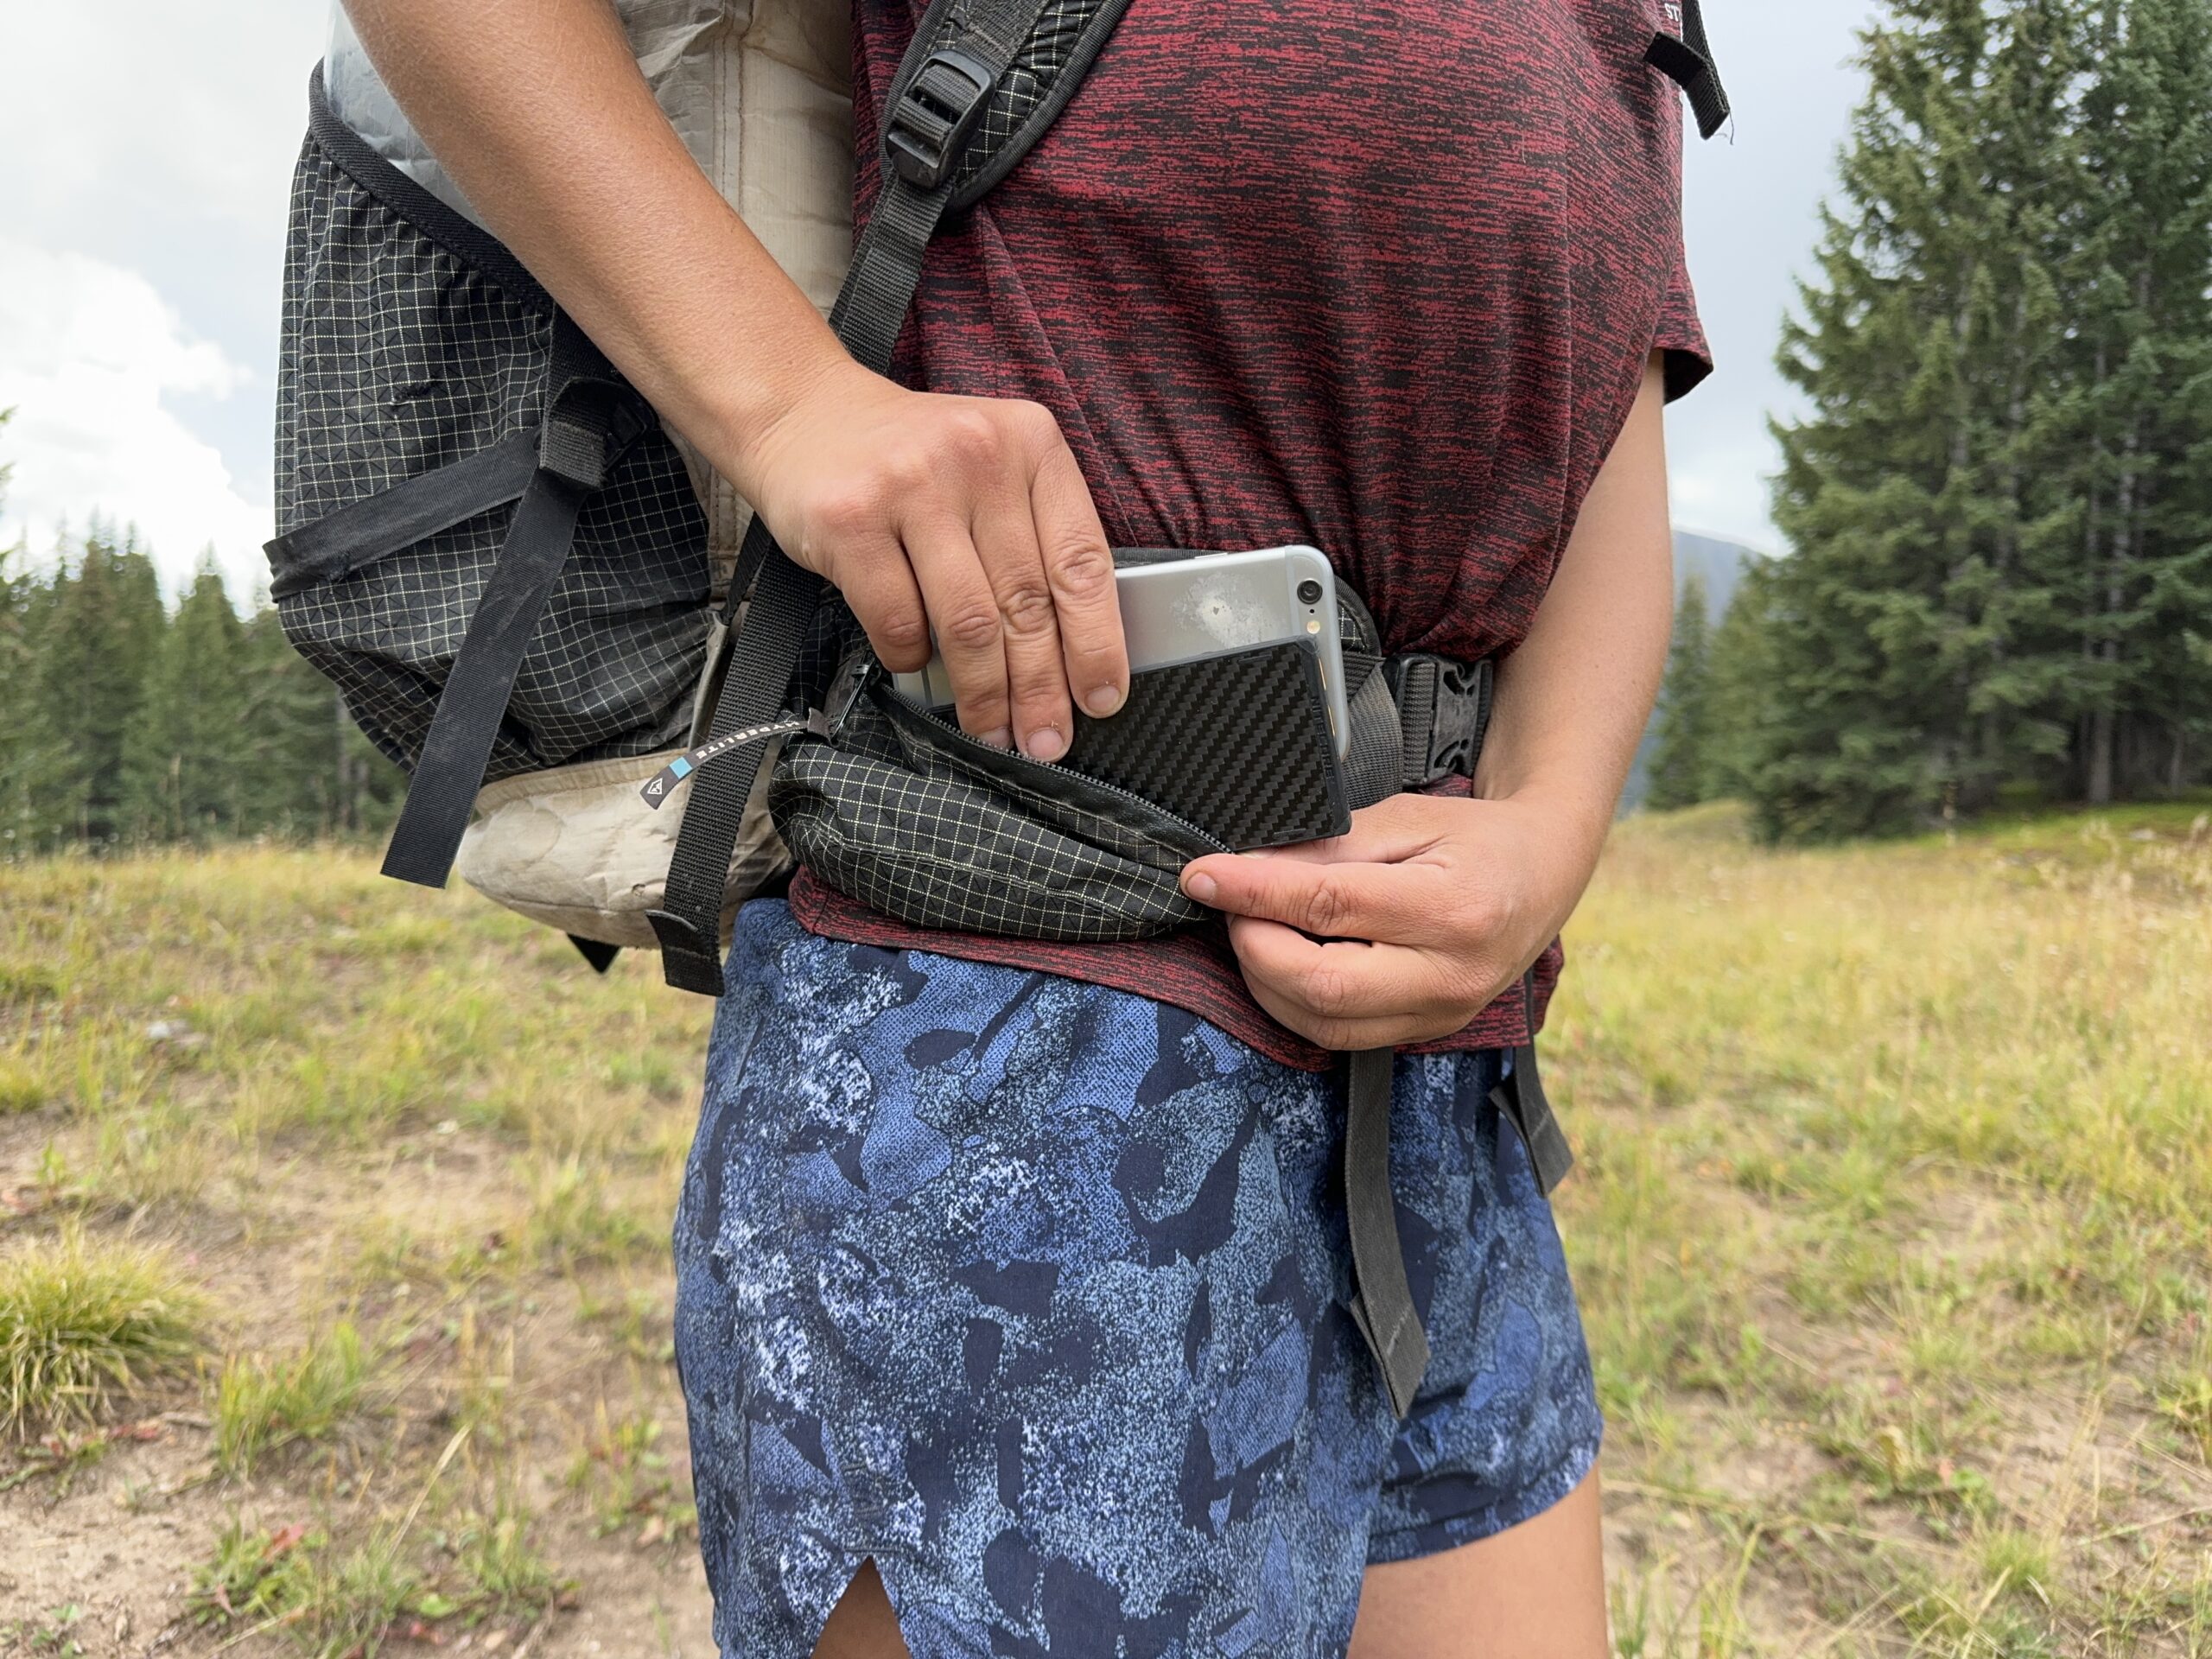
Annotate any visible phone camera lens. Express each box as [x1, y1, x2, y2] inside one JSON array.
[[1297, 579, 1324, 605]]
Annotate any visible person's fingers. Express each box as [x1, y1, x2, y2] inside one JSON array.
[[1180, 847, 1449, 945], [1225, 917, 1471, 1049], [899, 509, 1014, 747], [825, 524, 933, 674], [969, 460, 1074, 763], [1027, 430, 1128, 719], [1252, 794, 1459, 868]]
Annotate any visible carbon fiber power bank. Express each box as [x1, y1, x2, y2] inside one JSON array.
[[1063, 639, 1351, 849]]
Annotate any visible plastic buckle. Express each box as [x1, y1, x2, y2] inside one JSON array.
[[1386, 654, 1494, 785], [1426, 658, 1492, 781], [886, 45, 996, 188], [538, 381, 649, 493]]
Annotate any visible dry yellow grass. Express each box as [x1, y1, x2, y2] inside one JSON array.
[[0, 803, 2207, 1655], [1555, 801, 2212, 1656]]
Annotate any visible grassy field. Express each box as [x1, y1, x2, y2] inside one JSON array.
[[1, 803, 2209, 1656]]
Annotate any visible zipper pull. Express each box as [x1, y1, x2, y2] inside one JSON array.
[[808, 654, 876, 742], [637, 704, 818, 809]]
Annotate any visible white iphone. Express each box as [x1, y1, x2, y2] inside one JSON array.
[[892, 545, 1351, 755]]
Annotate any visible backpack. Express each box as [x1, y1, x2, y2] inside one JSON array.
[[271, 0, 1161, 963], [270, 0, 857, 958]]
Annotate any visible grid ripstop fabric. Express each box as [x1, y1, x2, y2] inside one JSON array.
[[770, 661, 1221, 944], [270, 129, 711, 784], [933, 0, 1109, 196]]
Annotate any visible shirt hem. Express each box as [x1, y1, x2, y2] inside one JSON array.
[[785, 868, 1560, 1072]]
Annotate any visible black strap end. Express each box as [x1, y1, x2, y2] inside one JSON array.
[[1347, 1288, 1433, 1422], [647, 909, 726, 996], [380, 835, 459, 890], [1342, 1046, 1431, 1419], [568, 935, 621, 974], [1646, 31, 1732, 141], [1492, 1048, 1575, 1196]]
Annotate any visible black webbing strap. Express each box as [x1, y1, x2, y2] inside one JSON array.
[[1646, 0, 1732, 141], [383, 312, 641, 887], [1338, 656, 1560, 1420], [1344, 968, 1569, 1422], [1494, 972, 1574, 1193], [1344, 1046, 1429, 1421], [264, 430, 541, 597], [648, 0, 1064, 995]]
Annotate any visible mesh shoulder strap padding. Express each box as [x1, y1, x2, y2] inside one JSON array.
[[648, 0, 1134, 995], [886, 0, 1136, 209]]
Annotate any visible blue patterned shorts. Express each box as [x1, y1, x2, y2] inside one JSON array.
[[672, 900, 1601, 1658]]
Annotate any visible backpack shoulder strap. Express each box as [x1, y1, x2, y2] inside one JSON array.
[[649, 0, 1136, 995], [891, 0, 1138, 208]]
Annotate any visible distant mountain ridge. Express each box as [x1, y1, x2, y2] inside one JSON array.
[[1671, 530, 1763, 626]]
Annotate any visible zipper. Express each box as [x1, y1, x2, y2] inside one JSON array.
[[875, 677, 1233, 856], [639, 655, 875, 810]]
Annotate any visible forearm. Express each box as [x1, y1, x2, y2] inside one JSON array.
[[338, 0, 843, 499], [1176, 356, 1675, 1047], [1473, 355, 1675, 883]]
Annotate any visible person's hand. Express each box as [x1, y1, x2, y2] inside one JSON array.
[[734, 357, 1128, 760], [1179, 791, 1605, 1051]]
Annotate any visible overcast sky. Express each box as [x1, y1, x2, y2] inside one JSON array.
[[0, 1, 1882, 602]]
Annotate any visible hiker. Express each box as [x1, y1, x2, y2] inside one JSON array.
[[327, 0, 1713, 1651]]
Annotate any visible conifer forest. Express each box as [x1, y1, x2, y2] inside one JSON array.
[[1654, 0, 2212, 839], [4, 0, 2211, 855]]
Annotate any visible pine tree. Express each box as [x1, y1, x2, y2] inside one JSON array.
[[1759, 0, 2212, 835], [1647, 573, 1716, 810], [221, 608, 404, 839], [0, 411, 34, 855], [1704, 569, 1783, 812], [20, 521, 168, 849], [122, 556, 249, 842], [1761, 0, 2088, 839], [2057, 0, 2212, 800]]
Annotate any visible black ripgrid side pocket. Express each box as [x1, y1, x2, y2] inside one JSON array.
[[269, 74, 711, 782]]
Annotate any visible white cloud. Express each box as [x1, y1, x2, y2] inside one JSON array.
[[0, 0, 327, 597], [0, 2, 327, 238], [0, 239, 272, 601]]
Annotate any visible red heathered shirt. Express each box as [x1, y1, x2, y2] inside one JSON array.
[[789, 0, 1714, 1071]]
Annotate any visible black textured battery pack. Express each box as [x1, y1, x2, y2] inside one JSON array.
[[1063, 639, 1351, 849]]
